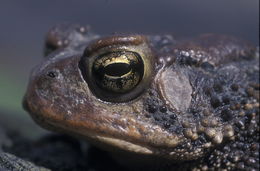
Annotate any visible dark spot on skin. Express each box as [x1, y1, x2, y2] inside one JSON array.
[[159, 106, 167, 113], [213, 83, 223, 93], [204, 87, 212, 96], [201, 62, 214, 71], [221, 109, 233, 121], [210, 95, 221, 108], [240, 99, 247, 105], [148, 90, 154, 96], [192, 135, 207, 146], [47, 71, 57, 78], [179, 56, 198, 66], [169, 114, 177, 120], [163, 122, 171, 129], [231, 84, 239, 91], [190, 108, 200, 116], [144, 114, 151, 118], [148, 105, 157, 113], [222, 96, 230, 104]]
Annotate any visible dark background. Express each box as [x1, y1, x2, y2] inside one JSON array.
[[0, 0, 259, 137]]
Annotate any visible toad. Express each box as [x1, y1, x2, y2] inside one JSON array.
[[23, 24, 259, 170]]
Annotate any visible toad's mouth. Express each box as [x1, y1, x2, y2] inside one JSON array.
[[23, 97, 178, 156], [32, 114, 180, 156], [23, 93, 210, 161], [29, 116, 168, 158], [73, 129, 155, 155]]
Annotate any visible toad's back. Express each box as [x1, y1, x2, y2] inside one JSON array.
[[23, 24, 259, 170]]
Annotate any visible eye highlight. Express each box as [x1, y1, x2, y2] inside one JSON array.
[[93, 51, 144, 93], [79, 35, 154, 102]]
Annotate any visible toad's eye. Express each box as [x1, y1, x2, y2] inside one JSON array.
[[93, 51, 144, 93], [79, 35, 154, 102]]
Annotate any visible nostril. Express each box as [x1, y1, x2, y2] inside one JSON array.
[[47, 71, 57, 78]]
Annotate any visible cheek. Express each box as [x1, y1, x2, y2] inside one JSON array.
[[157, 67, 192, 112]]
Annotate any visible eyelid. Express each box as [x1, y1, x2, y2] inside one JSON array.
[[84, 35, 147, 56]]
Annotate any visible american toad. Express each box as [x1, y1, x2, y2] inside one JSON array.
[[23, 24, 259, 170]]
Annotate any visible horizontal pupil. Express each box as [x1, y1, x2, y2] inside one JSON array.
[[104, 63, 131, 77]]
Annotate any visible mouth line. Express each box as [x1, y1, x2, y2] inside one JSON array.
[[90, 134, 154, 154], [43, 119, 156, 155]]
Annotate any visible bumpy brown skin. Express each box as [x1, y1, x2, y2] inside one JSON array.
[[23, 23, 259, 170]]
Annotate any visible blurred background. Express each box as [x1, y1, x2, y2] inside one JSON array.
[[0, 0, 259, 138]]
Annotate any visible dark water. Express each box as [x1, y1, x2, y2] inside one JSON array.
[[0, 0, 259, 116]]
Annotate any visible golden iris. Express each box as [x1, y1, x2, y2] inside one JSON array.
[[92, 51, 144, 93]]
